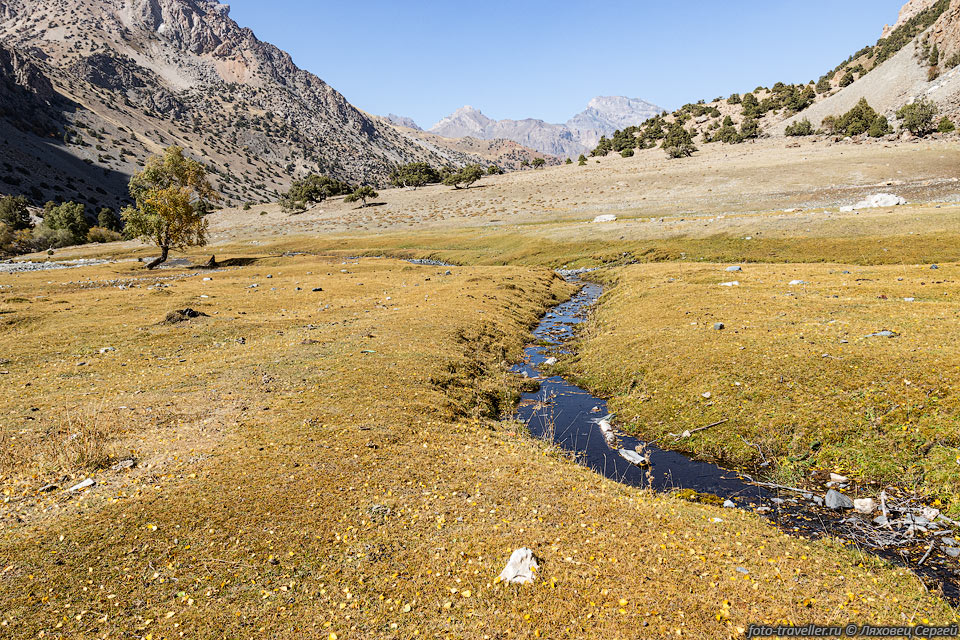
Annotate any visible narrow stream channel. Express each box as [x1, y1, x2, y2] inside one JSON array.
[[513, 275, 960, 604]]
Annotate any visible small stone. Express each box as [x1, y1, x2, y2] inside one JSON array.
[[713, 323, 725, 331], [788, 280, 808, 286], [719, 281, 739, 287], [312, 287, 323, 292], [829, 473, 849, 483], [931, 264, 939, 270], [112, 458, 136, 471], [853, 498, 875, 514], [98, 347, 115, 354], [873, 515, 889, 526], [543, 357, 557, 366], [825, 489, 853, 510], [266, 274, 273, 279], [725, 266, 742, 272], [701, 392, 712, 399], [723, 500, 736, 508], [865, 330, 898, 338], [944, 547, 960, 558]]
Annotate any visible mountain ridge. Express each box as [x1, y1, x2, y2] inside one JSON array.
[[427, 97, 663, 158]]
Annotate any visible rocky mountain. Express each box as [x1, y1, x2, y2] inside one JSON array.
[[428, 97, 663, 158], [384, 113, 422, 130], [0, 0, 486, 210], [564, 96, 662, 149], [776, 0, 960, 133]]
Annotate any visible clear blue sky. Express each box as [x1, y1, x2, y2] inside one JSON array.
[[226, 0, 905, 128]]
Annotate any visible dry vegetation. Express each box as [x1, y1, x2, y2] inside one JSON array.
[[563, 262, 960, 505], [4, 137, 960, 636], [0, 256, 955, 638]]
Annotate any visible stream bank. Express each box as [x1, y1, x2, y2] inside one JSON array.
[[513, 274, 960, 604]]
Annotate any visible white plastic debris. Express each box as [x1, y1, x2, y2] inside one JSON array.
[[498, 548, 539, 584], [592, 214, 617, 223], [618, 449, 649, 466]]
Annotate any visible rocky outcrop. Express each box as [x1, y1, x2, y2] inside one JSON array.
[[883, 0, 939, 37]]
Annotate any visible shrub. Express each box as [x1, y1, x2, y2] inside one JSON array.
[[620, 148, 634, 158], [816, 76, 831, 94], [97, 207, 121, 231], [785, 118, 814, 136], [488, 164, 504, 174], [727, 93, 741, 105], [839, 71, 855, 87], [577, 154, 587, 166], [86, 226, 122, 243], [532, 158, 546, 169], [937, 116, 955, 132], [833, 98, 885, 137], [344, 185, 378, 207], [896, 98, 939, 136], [712, 124, 740, 144], [564, 158, 572, 165], [868, 115, 893, 138]]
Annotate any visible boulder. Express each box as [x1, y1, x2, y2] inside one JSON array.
[[839, 194, 906, 211], [592, 214, 617, 223], [824, 489, 853, 510], [853, 498, 875, 514], [498, 548, 539, 584]]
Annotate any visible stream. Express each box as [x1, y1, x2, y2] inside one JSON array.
[[513, 275, 960, 604]]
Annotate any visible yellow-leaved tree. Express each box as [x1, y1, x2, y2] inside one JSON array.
[[122, 146, 219, 269]]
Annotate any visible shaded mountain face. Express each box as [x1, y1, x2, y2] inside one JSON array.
[[0, 0, 481, 209], [428, 97, 663, 158]]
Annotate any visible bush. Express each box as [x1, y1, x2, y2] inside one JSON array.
[[839, 71, 855, 87], [283, 174, 353, 210], [97, 207, 121, 231], [896, 99, 939, 136], [938, 116, 956, 133], [577, 154, 587, 166], [712, 124, 740, 144], [487, 165, 504, 174], [0, 195, 32, 231], [727, 93, 741, 105], [30, 224, 75, 250], [532, 158, 546, 169], [785, 118, 814, 136], [620, 148, 634, 158], [868, 115, 893, 138], [816, 76, 831, 94], [86, 226, 122, 243], [830, 98, 886, 137]]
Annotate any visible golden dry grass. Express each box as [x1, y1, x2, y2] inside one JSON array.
[[0, 256, 954, 638], [566, 262, 960, 506]]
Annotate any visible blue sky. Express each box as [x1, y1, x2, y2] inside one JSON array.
[[226, 0, 905, 128]]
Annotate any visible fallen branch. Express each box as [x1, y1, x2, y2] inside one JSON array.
[[669, 418, 728, 441], [918, 540, 936, 566]]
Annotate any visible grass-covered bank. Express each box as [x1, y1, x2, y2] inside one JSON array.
[[563, 261, 960, 510], [0, 256, 954, 637]]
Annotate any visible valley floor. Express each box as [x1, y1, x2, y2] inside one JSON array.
[[3, 138, 960, 636]]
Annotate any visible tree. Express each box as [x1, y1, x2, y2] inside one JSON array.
[[839, 71, 855, 87], [816, 76, 831, 94], [868, 115, 893, 138], [620, 148, 634, 158], [938, 116, 956, 133], [519, 160, 530, 169], [741, 92, 759, 117], [739, 117, 760, 140], [833, 98, 883, 137], [283, 174, 352, 210], [532, 158, 546, 169], [897, 99, 939, 136], [123, 146, 217, 269], [98, 207, 122, 232], [727, 93, 741, 105], [43, 201, 89, 243], [443, 165, 484, 189], [0, 195, 32, 231], [929, 43, 941, 66], [487, 165, 504, 174], [564, 158, 572, 165], [577, 154, 587, 166], [389, 162, 440, 189], [344, 185, 378, 207], [662, 121, 696, 158]]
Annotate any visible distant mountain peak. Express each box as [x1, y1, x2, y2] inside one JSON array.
[[427, 96, 663, 157]]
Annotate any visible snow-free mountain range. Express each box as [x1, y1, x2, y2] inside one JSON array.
[[388, 96, 664, 159]]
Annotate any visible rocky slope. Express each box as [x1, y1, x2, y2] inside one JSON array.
[[428, 97, 663, 158], [0, 0, 486, 209]]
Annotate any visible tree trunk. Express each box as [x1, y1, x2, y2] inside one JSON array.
[[146, 245, 169, 270]]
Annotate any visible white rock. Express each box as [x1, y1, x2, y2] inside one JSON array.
[[701, 392, 712, 399], [543, 357, 557, 366], [921, 507, 941, 521], [840, 193, 906, 211], [592, 214, 617, 223], [788, 280, 808, 286], [719, 281, 740, 287], [723, 500, 736, 508], [853, 498, 875, 514], [829, 473, 849, 483], [725, 266, 742, 272], [66, 478, 95, 493], [498, 548, 539, 584]]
